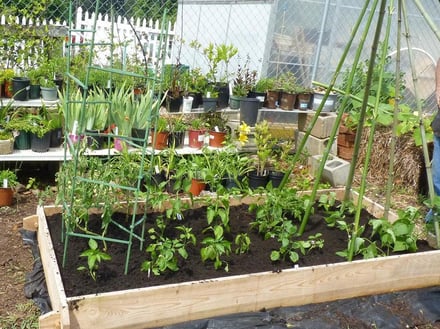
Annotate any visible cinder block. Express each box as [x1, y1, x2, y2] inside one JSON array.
[[296, 131, 337, 156], [297, 112, 337, 139], [310, 155, 350, 187]]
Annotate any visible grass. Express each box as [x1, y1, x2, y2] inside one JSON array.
[[0, 301, 39, 329]]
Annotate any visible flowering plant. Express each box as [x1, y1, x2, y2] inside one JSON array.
[[232, 55, 257, 97], [238, 120, 276, 176]]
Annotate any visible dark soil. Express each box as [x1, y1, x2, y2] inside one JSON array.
[[47, 203, 433, 297]]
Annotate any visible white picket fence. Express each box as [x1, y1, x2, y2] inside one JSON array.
[[72, 7, 175, 68], [0, 8, 175, 70]]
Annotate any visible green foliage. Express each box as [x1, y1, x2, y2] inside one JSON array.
[[0, 169, 18, 188], [234, 233, 251, 254], [200, 225, 231, 271], [142, 217, 196, 276], [77, 238, 112, 281], [334, 206, 419, 260], [369, 207, 419, 253]]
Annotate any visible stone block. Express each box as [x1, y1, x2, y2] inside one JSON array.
[[310, 155, 350, 187], [297, 112, 337, 139], [296, 131, 337, 156]]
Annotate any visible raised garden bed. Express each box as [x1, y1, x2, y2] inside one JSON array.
[[28, 189, 440, 329]]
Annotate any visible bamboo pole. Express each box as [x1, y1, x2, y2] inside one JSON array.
[[348, 0, 393, 261]]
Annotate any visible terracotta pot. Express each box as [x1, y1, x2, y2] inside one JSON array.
[[266, 90, 280, 109], [188, 178, 206, 196], [280, 92, 296, 110], [0, 188, 13, 207], [4, 80, 13, 98], [151, 131, 169, 150], [188, 129, 206, 149], [208, 130, 227, 148]]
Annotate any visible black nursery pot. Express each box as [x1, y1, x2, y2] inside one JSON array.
[[269, 170, 285, 188], [247, 170, 269, 190]]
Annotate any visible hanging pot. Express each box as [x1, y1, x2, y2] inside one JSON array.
[[240, 98, 261, 126]]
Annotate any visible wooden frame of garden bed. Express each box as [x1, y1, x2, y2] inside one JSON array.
[[26, 189, 440, 329]]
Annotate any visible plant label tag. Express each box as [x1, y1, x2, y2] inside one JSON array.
[[155, 165, 160, 174], [198, 134, 204, 142], [214, 126, 220, 132], [3, 179, 8, 188]]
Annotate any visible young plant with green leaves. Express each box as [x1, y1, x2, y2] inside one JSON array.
[[141, 216, 196, 276], [200, 225, 231, 271], [77, 238, 112, 281]]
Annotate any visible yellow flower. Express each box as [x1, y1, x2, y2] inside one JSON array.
[[238, 133, 248, 145], [239, 122, 251, 134]]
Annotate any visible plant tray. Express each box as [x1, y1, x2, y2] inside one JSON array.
[[29, 190, 440, 329]]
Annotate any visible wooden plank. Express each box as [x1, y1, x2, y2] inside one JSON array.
[[39, 310, 62, 329], [37, 205, 71, 329], [22, 215, 38, 231], [66, 250, 440, 329]]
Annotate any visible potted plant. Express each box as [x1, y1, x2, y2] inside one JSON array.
[[131, 89, 158, 147], [230, 55, 257, 109], [251, 77, 275, 107], [312, 85, 338, 112], [180, 67, 207, 109], [40, 78, 59, 101], [28, 106, 56, 152], [217, 144, 253, 189], [167, 115, 188, 148], [0, 129, 14, 155], [190, 41, 238, 110], [203, 111, 230, 148], [1, 68, 15, 98], [187, 116, 208, 149], [295, 86, 313, 110], [239, 120, 276, 189], [150, 116, 169, 150], [0, 169, 17, 206], [5, 107, 33, 150], [277, 72, 299, 111], [27, 66, 44, 99]]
